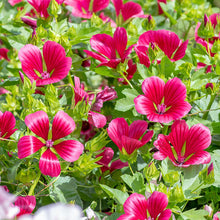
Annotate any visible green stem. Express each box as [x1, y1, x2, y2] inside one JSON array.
[[191, 182, 204, 193], [28, 172, 41, 196], [162, 125, 169, 135], [119, 70, 133, 89], [129, 163, 134, 175], [184, 21, 192, 41], [68, 72, 74, 88], [202, 95, 216, 120]]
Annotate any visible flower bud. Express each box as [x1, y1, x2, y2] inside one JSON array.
[[204, 14, 209, 26], [204, 204, 212, 216]]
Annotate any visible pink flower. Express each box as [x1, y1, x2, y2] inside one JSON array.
[[84, 27, 133, 69], [18, 41, 72, 86], [18, 111, 84, 177], [153, 120, 211, 167], [8, 0, 23, 6], [64, 0, 109, 19], [135, 30, 188, 67], [96, 147, 128, 173], [118, 191, 172, 220], [0, 111, 17, 139], [99, 12, 117, 27], [107, 118, 153, 155], [0, 88, 10, 95], [157, 0, 167, 15], [112, 0, 144, 24], [27, 0, 63, 18], [213, 212, 220, 220], [0, 48, 10, 61], [15, 196, 36, 217], [195, 13, 220, 57], [134, 77, 191, 123], [74, 76, 117, 128]]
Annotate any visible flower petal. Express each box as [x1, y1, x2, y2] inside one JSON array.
[[107, 118, 129, 150], [147, 191, 169, 219], [185, 123, 211, 157], [93, 0, 110, 12], [112, 0, 123, 16], [52, 111, 75, 141], [183, 151, 211, 167], [113, 27, 127, 59], [121, 136, 143, 155], [158, 209, 172, 220], [172, 40, 188, 61], [96, 147, 114, 167], [142, 76, 165, 104], [121, 2, 144, 22], [18, 136, 44, 159], [110, 159, 128, 171], [123, 193, 148, 219], [15, 196, 36, 217], [118, 214, 137, 220], [84, 50, 107, 62], [134, 95, 155, 116], [0, 111, 17, 139], [88, 111, 107, 128], [128, 120, 149, 139], [134, 45, 151, 68], [90, 34, 116, 59], [39, 149, 61, 177], [53, 140, 84, 162], [18, 44, 43, 81], [25, 111, 49, 140]]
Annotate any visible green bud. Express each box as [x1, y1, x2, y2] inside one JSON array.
[[164, 171, 180, 186], [143, 162, 160, 181], [169, 185, 185, 203]]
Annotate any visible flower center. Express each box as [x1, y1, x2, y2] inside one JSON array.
[[41, 71, 50, 79], [46, 140, 54, 148], [157, 103, 166, 114]]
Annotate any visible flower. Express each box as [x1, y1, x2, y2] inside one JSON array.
[[195, 13, 220, 57], [0, 48, 10, 61], [213, 212, 220, 220], [0, 111, 17, 139], [134, 76, 191, 123], [84, 27, 133, 69], [8, 0, 23, 6], [0, 186, 20, 219], [74, 76, 117, 128], [107, 118, 153, 155], [27, 0, 63, 19], [18, 111, 84, 177], [96, 147, 128, 173], [118, 191, 172, 220], [112, 0, 144, 25], [18, 41, 72, 86], [64, 0, 109, 19], [15, 196, 36, 217], [153, 120, 211, 167], [157, 0, 167, 15], [135, 30, 188, 67]]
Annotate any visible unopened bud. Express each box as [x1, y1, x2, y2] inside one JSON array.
[[208, 162, 214, 175], [205, 83, 214, 90], [204, 205, 213, 216], [204, 14, 209, 26]]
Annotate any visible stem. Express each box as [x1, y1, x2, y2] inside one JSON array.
[[0, 137, 17, 142], [68, 72, 74, 88], [202, 95, 216, 119], [119, 70, 133, 89], [28, 172, 41, 196], [184, 21, 192, 41], [186, 108, 220, 117], [162, 125, 169, 135], [191, 182, 204, 193], [148, 182, 153, 193], [182, 200, 188, 212], [129, 163, 134, 175]]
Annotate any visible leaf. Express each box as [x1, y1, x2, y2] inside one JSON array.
[[0, 77, 20, 86], [49, 176, 83, 206], [115, 88, 139, 112], [100, 184, 129, 205], [210, 150, 220, 187], [178, 209, 209, 220], [94, 66, 119, 78], [159, 56, 175, 78], [121, 173, 145, 194]]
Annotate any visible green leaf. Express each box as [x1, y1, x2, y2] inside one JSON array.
[[100, 184, 129, 205], [121, 173, 145, 194], [0, 77, 20, 86], [49, 176, 83, 206], [178, 209, 209, 220], [210, 150, 220, 187], [159, 56, 175, 78], [115, 88, 139, 112], [94, 66, 119, 78]]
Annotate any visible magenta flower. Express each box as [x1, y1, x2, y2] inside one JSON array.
[[0, 88, 10, 95], [14, 196, 36, 217], [18, 41, 72, 86], [27, 0, 63, 18], [74, 76, 117, 128], [0, 111, 17, 139], [213, 212, 220, 220], [107, 118, 153, 155], [112, 0, 144, 24], [153, 120, 211, 167], [135, 30, 188, 67], [118, 191, 172, 220], [84, 27, 133, 69], [0, 48, 10, 61], [18, 111, 84, 177], [195, 13, 220, 57], [64, 0, 109, 19], [134, 77, 191, 123], [157, 0, 167, 14], [96, 147, 128, 173]]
